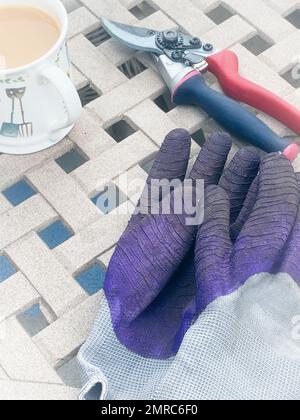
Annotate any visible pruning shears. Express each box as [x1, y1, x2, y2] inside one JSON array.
[[101, 17, 300, 160]]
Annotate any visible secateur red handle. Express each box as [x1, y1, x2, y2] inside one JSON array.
[[206, 50, 300, 136]]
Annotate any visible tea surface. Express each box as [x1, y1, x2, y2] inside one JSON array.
[[0, 5, 60, 70]]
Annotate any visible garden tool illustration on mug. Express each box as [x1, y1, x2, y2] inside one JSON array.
[[0, 88, 33, 138], [101, 17, 300, 160]]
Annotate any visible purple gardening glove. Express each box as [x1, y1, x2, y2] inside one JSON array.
[[195, 153, 300, 313], [105, 129, 261, 359]]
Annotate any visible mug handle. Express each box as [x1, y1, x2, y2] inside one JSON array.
[[39, 65, 82, 132]]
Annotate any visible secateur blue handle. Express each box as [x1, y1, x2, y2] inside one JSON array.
[[173, 72, 298, 158]]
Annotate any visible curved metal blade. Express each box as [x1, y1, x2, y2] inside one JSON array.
[[101, 17, 162, 55]]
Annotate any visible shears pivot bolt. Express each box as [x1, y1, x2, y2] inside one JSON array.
[[162, 30, 179, 45], [171, 51, 183, 60], [203, 43, 213, 52], [190, 37, 202, 47]]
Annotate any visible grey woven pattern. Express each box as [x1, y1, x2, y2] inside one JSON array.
[[1, 0, 300, 399]]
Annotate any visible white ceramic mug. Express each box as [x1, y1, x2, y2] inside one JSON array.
[[0, 0, 82, 154]]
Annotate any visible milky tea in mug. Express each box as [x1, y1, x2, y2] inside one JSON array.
[[0, 5, 61, 70], [0, 0, 82, 155]]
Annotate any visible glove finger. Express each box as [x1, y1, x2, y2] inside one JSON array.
[[195, 185, 232, 312], [145, 128, 191, 182], [189, 132, 232, 185], [280, 172, 300, 282], [234, 154, 299, 276], [105, 185, 198, 358], [129, 129, 191, 229], [219, 147, 260, 226], [230, 176, 259, 241]]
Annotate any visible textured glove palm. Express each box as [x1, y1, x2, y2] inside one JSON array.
[[105, 129, 260, 359]]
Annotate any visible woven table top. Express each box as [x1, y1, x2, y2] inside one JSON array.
[[1, 0, 300, 400]]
